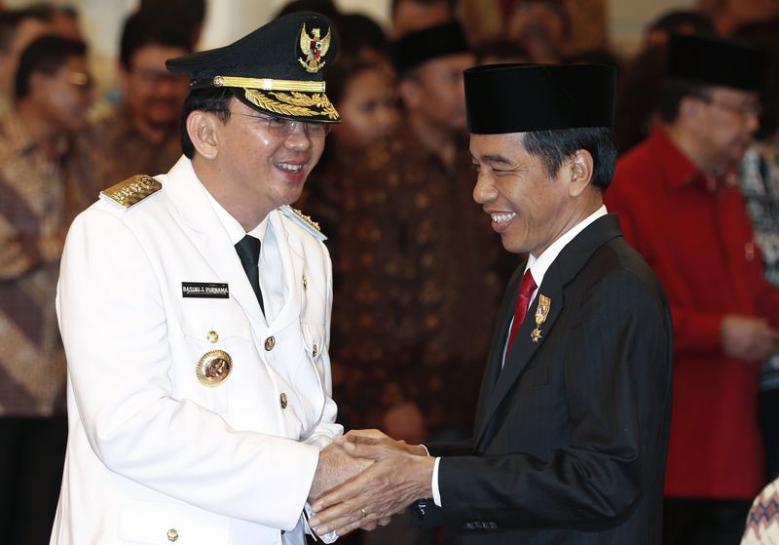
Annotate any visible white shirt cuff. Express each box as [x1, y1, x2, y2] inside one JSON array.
[[432, 457, 442, 507], [304, 503, 338, 543]]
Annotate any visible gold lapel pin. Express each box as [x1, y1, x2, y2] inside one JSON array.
[[531, 294, 551, 343], [196, 350, 232, 386]]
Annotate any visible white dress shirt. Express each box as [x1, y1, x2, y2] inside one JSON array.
[[205, 193, 286, 324]]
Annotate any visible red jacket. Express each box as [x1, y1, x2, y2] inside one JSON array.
[[605, 128, 779, 499]]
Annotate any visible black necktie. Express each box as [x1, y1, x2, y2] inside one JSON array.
[[234, 234, 265, 314]]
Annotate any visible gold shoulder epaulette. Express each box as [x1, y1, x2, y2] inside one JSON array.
[[279, 205, 327, 241], [100, 175, 161, 208]]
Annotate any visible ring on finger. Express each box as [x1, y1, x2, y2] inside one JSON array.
[[361, 507, 369, 518]]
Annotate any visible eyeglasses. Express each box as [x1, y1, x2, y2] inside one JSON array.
[[695, 95, 763, 118], [65, 71, 93, 90], [229, 110, 332, 138]]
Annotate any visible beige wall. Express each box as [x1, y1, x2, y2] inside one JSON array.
[[4, 0, 759, 83], [4, 0, 704, 59], [610, 0, 696, 54]]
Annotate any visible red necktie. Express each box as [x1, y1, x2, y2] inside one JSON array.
[[506, 270, 537, 352]]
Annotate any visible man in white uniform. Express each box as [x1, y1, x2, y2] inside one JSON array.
[[50, 12, 366, 545]]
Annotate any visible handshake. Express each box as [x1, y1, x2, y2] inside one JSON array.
[[308, 429, 436, 537]]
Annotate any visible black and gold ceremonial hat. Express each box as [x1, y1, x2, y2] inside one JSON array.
[[166, 12, 340, 122], [668, 34, 765, 91], [390, 21, 470, 77], [463, 63, 616, 134]]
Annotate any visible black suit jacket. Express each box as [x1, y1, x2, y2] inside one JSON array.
[[413, 215, 673, 545]]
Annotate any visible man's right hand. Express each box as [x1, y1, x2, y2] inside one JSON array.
[[721, 314, 779, 361], [309, 443, 372, 502]]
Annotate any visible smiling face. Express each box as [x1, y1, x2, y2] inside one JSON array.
[[209, 98, 326, 220], [470, 132, 599, 256], [34, 55, 94, 131], [122, 44, 190, 132], [687, 86, 761, 168]]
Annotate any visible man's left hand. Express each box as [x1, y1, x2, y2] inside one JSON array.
[[310, 430, 434, 537]]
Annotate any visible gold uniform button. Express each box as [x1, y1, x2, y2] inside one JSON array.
[[207, 330, 219, 343], [302, 274, 308, 290], [280, 392, 288, 409], [264, 336, 276, 351], [312, 344, 318, 358], [167, 528, 179, 542]]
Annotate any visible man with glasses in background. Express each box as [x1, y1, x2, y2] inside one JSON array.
[[0, 34, 94, 545], [90, 9, 191, 186], [606, 34, 779, 545], [51, 13, 372, 545]]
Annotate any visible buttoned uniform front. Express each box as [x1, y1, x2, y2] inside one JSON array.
[[50, 156, 340, 545]]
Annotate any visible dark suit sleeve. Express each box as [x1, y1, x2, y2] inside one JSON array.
[[433, 271, 672, 531], [427, 439, 474, 457]]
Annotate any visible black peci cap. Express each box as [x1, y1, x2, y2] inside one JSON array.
[[464, 63, 616, 134], [167, 11, 340, 122], [668, 34, 765, 91], [390, 20, 470, 77]]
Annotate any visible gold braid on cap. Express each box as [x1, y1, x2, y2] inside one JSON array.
[[210, 75, 325, 92], [243, 89, 339, 120]]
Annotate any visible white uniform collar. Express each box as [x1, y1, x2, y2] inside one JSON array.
[[204, 189, 269, 244]]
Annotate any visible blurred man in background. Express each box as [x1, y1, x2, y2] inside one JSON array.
[[0, 7, 52, 113], [606, 34, 779, 545], [90, 10, 191, 185], [0, 34, 94, 545]]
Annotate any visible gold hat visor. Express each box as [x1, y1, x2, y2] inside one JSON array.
[[197, 75, 340, 122]]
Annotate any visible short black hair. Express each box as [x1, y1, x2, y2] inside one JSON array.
[[180, 87, 238, 159], [0, 7, 53, 53], [15, 34, 86, 99], [119, 10, 193, 70], [138, 0, 206, 48], [657, 78, 711, 123], [521, 127, 617, 190]]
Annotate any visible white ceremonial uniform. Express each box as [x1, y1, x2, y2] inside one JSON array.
[[50, 156, 341, 545]]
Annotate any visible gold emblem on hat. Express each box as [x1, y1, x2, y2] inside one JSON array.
[[531, 294, 551, 343], [298, 24, 331, 73], [196, 350, 232, 386]]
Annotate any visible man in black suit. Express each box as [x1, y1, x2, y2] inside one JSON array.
[[310, 63, 674, 544]]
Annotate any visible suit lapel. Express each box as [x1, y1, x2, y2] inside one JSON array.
[[263, 210, 301, 332], [473, 214, 624, 448], [162, 158, 265, 326], [475, 264, 564, 447], [473, 266, 523, 436]]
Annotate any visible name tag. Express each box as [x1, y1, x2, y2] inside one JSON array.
[[182, 282, 229, 298]]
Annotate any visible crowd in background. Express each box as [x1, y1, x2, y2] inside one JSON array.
[[0, 0, 778, 544]]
